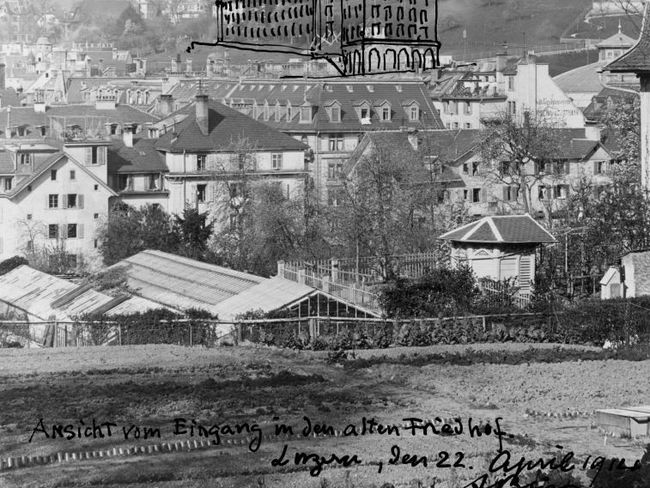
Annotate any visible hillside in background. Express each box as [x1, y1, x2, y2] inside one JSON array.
[[438, 0, 594, 57]]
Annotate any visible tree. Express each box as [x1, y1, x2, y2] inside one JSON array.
[[334, 135, 467, 279], [174, 208, 213, 260], [479, 112, 562, 222], [97, 202, 180, 265]]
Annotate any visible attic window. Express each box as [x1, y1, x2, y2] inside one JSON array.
[[381, 106, 391, 122], [330, 106, 341, 123], [346, 85, 353, 93], [366, 85, 374, 93], [409, 106, 419, 121], [300, 106, 312, 123], [396, 85, 402, 93]]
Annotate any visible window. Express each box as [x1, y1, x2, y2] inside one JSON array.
[[48, 224, 58, 239], [472, 161, 480, 176], [48, 194, 58, 208], [94, 184, 99, 191], [328, 134, 344, 151], [148, 174, 159, 190], [50, 170, 57, 181], [229, 182, 245, 198], [300, 106, 312, 123], [70, 170, 76, 180], [94, 213, 99, 219], [327, 188, 344, 207], [463, 188, 482, 203], [328, 162, 343, 180], [91, 147, 98, 164], [465, 122, 472, 129], [504, 185, 519, 202], [67, 224, 77, 239], [554, 185, 569, 199], [538, 185, 549, 200], [409, 106, 419, 121], [67, 194, 77, 208], [197, 154, 206, 171], [508, 76, 515, 91], [507, 101, 516, 115], [4, 178, 11, 191], [595, 160, 609, 174], [449, 101, 457, 115], [330, 106, 341, 122], [196, 184, 206, 203], [271, 153, 283, 170], [27, 214, 32, 220], [19, 153, 31, 165], [453, 122, 459, 129], [381, 107, 391, 121], [462, 163, 469, 175], [464, 102, 472, 115]]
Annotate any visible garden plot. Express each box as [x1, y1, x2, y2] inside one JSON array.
[[1, 344, 648, 488]]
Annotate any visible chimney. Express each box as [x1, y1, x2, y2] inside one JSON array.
[[496, 52, 507, 73], [122, 123, 135, 147], [159, 94, 173, 116], [195, 94, 209, 135], [585, 125, 602, 142], [0, 63, 5, 91]]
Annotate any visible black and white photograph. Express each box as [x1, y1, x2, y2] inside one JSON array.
[[1, 0, 650, 486]]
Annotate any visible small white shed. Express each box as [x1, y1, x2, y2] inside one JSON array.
[[600, 267, 623, 299]]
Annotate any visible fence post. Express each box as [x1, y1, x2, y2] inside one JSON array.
[[189, 322, 193, 347], [277, 260, 285, 278], [118, 324, 122, 346], [482, 316, 487, 332]]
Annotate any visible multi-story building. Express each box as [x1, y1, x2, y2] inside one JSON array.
[[431, 54, 586, 129], [158, 78, 443, 203], [110, 95, 310, 229], [346, 127, 616, 219], [0, 101, 159, 268]]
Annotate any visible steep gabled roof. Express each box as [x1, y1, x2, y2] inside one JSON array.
[[439, 215, 556, 244], [109, 138, 168, 174], [154, 99, 308, 153], [605, 4, 650, 73]]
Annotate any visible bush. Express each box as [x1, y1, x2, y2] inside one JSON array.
[[0, 256, 28, 275]]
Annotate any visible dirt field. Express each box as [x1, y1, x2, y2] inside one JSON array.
[[1, 343, 649, 488]]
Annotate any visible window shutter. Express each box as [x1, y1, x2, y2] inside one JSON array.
[[502, 186, 508, 201], [593, 160, 599, 174], [78, 224, 84, 239], [480, 188, 487, 203], [85, 147, 92, 164], [564, 161, 570, 174], [78, 194, 84, 209], [60, 224, 67, 239], [98, 147, 106, 165], [62, 194, 68, 209]]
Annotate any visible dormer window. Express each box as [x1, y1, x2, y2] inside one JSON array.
[[19, 153, 32, 165], [410, 106, 419, 120], [300, 105, 312, 123]]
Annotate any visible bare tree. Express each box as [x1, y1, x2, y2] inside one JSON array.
[[479, 112, 562, 223]]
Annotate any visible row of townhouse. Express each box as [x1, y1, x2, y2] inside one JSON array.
[[345, 127, 618, 219], [0, 95, 310, 267]]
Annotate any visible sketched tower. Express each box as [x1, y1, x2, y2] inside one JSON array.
[[215, 0, 323, 56], [339, 0, 439, 75]]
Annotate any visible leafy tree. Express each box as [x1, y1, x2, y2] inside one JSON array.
[[174, 208, 214, 260], [97, 202, 180, 265]]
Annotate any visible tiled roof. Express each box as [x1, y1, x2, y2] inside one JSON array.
[[109, 138, 168, 174], [344, 129, 470, 184], [597, 30, 635, 49], [66, 77, 164, 104], [215, 79, 443, 132], [0, 104, 158, 139], [439, 215, 556, 244], [154, 99, 308, 153], [0, 88, 23, 107], [606, 4, 650, 73]]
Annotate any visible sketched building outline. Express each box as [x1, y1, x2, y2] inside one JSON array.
[[188, 0, 440, 77]]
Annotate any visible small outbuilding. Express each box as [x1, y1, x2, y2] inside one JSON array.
[[439, 215, 556, 293], [596, 406, 650, 438], [620, 250, 650, 298], [600, 266, 623, 299]]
